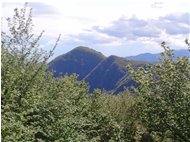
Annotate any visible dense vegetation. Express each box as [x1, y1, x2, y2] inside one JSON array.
[[1, 4, 190, 142]]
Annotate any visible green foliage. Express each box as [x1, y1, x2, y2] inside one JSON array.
[[99, 91, 136, 141], [1, 4, 124, 142], [1, 4, 58, 141], [2, 3, 190, 142], [129, 42, 190, 141]]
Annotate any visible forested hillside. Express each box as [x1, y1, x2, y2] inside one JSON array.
[[1, 4, 190, 142], [48, 46, 106, 79], [84, 55, 147, 93], [48, 48, 148, 93]]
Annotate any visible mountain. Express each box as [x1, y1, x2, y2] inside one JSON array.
[[126, 49, 189, 63], [48, 46, 106, 80], [127, 53, 159, 63], [84, 55, 147, 93], [48, 46, 149, 93], [173, 49, 190, 57]]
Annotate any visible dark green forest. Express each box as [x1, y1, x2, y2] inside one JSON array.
[[1, 5, 190, 142]]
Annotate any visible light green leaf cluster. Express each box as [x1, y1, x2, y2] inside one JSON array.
[[1, 4, 124, 142], [2, 3, 189, 142], [128, 42, 190, 142]]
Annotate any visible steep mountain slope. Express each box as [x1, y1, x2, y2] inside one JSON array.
[[48, 46, 106, 79], [84, 55, 147, 93], [48, 46, 149, 93], [126, 49, 189, 63]]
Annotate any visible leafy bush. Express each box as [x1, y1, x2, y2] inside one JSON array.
[[2, 3, 189, 142], [1, 4, 123, 142], [129, 42, 190, 142]]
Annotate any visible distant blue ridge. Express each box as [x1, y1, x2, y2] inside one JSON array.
[[126, 49, 189, 63]]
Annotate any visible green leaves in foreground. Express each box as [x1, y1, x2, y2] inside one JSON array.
[[1, 4, 122, 142], [2, 3, 190, 142], [129, 42, 190, 142]]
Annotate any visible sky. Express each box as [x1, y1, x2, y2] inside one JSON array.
[[1, 0, 190, 59]]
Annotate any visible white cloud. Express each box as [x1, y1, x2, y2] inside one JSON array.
[[1, 0, 190, 58]]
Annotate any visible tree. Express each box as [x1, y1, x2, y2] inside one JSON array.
[[129, 42, 190, 141], [1, 3, 60, 141], [1, 4, 123, 141]]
